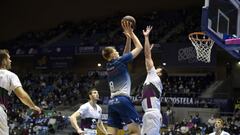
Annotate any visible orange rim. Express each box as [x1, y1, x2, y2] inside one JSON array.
[[189, 32, 205, 36], [189, 32, 213, 42]]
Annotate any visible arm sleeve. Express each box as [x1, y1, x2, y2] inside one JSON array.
[[118, 53, 133, 64], [146, 67, 158, 80], [77, 105, 86, 117], [10, 73, 22, 92]]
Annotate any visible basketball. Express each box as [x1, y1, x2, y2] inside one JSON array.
[[121, 15, 136, 29]]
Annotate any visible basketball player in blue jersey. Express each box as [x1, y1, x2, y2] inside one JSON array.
[[0, 49, 41, 135], [141, 26, 167, 135], [102, 21, 143, 135]]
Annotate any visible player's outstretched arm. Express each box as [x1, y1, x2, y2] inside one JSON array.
[[122, 21, 132, 54], [143, 26, 154, 71], [122, 21, 143, 59], [14, 87, 41, 114], [70, 111, 84, 134]]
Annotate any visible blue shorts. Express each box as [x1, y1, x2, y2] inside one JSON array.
[[107, 96, 141, 129]]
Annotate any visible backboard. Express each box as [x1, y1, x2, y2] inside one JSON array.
[[201, 0, 240, 59]]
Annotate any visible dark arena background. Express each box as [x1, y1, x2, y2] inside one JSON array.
[[0, 0, 239, 134]]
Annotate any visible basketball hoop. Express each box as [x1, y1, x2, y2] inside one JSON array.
[[188, 32, 214, 63]]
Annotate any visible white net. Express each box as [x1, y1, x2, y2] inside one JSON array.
[[189, 32, 215, 63]]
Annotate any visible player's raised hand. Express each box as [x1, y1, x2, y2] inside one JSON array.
[[143, 26, 153, 37], [77, 129, 84, 135], [122, 21, 133, 36]]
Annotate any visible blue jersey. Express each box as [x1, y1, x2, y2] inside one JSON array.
[[106, 53, 133, 97]]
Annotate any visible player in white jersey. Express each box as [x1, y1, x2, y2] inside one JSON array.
[[70, 88, 108, 135], [0, 49, 41, 135], [102, 20, 143, 135], [141, 26, 167, 135], [209, 118, 230, 135]]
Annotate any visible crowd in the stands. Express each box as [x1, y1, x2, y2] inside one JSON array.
[[8, 71, 96, 134], [161, 108, 240, 135], [0, 8, 201, 56]]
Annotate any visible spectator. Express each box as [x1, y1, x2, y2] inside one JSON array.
[[208, 114, 216, 126]]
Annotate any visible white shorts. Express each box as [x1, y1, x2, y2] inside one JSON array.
[[84, 128, 97, 135], [141, 109, 162, 135], [0, 106, 9, 135]]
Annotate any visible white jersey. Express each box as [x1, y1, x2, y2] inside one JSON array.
[[0, 69, 22, 109], [209, 131, 230, 135], [0, 69, 22, 135], [77, 102, 102, 131], [142, 67, 163, 111]]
